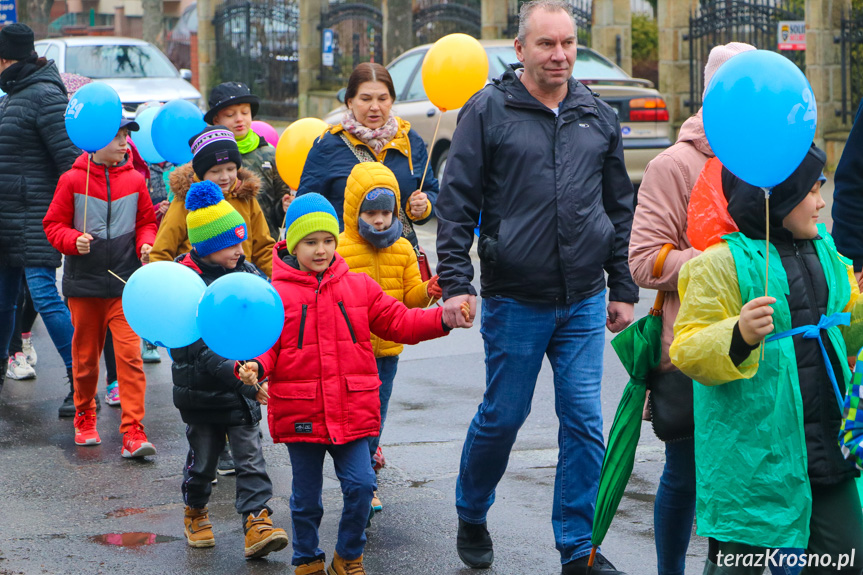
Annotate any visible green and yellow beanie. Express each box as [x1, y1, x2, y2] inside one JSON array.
[[284, 193, 340, 253], [185, 180, 248, 256]]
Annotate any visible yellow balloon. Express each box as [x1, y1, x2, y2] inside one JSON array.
[[421, 33, 489, 112], [275, 117, 329, 190]]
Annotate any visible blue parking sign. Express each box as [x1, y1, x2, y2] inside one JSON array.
[[322, 28, 334, 67], [0, 0, 17, 24]]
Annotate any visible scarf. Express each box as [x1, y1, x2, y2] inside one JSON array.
[[341, 110, 399, 155], [357, 217, 404, 250], [237, 129, 261, 155], [0, 55, 43, 94]]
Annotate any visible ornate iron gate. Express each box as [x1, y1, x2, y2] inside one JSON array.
[[318, 0, 383, 90], [837, 5, 863, 124], [685, 0, 806, 114], [504, 0, 591, 45], [213, 0, 300, 118], [413, 0, 481, 46]]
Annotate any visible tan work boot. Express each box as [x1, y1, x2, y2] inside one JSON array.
[[327, 552, 366, 575], [244, 509, 289, 559], [184, 506, 215, 548], [296, 559, 327, 575]]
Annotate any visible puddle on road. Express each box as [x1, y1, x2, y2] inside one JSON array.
[[105, 508, 148, 519], [90, 533, 180, 547]]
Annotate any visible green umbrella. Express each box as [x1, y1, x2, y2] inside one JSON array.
[[587, 245, 672, 571]]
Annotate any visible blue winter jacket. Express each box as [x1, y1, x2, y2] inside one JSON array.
[[831, 98, 863, 270]]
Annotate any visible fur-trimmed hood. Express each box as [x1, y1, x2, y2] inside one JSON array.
[[169, 163, 261, 203]]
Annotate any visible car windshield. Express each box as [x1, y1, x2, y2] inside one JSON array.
[[65, 45, 178, 79], [485, 46, 631, 81]]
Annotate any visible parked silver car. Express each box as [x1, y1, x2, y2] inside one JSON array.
[[34, 36, 203, 117]]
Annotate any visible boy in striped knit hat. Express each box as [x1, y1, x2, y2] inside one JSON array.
[[170, 179, 288, 559]]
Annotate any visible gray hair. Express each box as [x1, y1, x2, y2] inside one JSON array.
[[516, 0, 577, 44]]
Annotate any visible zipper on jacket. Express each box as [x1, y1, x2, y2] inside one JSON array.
[[297, 304, 308, 349], [104, 166, 112, 240], [338, 301, 358, 343], [315, 274, 322, 302]]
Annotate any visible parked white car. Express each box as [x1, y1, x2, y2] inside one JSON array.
[[35, 36, 203, 117]]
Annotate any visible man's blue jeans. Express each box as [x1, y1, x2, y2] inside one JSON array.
[[368, 355, 399, 464], [456, 292, 607, 564], [0, 266, 73, 369]]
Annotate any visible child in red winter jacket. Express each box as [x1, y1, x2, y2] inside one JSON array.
[[238, 193, 461, 575], [43, 118, 159, 458]]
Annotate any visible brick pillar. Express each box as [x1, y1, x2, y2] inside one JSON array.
[[481, 0, 510, 39], [658, 0, 694, 131], [298, 0, 326, 117], [190, 31, 199, 89], [383, 0, 412, 64], [806, 0, 850, 166], [114, 5, 125, 36], [196, 0, 217, 98], [592, 0, 632, 73]]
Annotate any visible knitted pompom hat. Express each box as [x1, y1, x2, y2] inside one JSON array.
[[284, 193, 340, 254], [185, 180, 248, 256], [703, 42, 756, 99]]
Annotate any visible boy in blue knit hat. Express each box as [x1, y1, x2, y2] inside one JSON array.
[[172, 179, 289, 559]]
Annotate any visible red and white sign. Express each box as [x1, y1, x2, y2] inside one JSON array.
[[778, 21, 806, 51]]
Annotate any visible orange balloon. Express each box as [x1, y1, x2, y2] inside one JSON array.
[[421, 33, 489, 112], [275, 118, 329, 190]]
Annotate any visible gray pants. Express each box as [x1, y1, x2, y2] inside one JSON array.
[[182, 423, 273, 520]]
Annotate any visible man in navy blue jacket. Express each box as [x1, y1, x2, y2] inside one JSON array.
[[832, 98, 863, 274]]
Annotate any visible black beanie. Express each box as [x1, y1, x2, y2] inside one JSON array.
[[189, 126, 243, 180], [0, 23, 35, 61]]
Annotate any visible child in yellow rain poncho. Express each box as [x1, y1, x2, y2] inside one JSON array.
[[670, 144, 863, 574]]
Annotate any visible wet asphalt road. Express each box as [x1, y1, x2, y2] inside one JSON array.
[[4, 208, 776, 575]]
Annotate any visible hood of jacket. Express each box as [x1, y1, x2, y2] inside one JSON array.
[[677, 109, 714, 157], [491, 63, 599, 115], [0, 58, 64, 96], [342, 161, 402, 243], [271, 240, 349, 286], [723, 144, 827, 243], [168, 162, 261, 202]]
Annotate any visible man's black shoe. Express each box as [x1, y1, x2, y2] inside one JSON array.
[[562, 552, 626, 575], [58, 391, 99, 417], [457, 518, 493, 569]]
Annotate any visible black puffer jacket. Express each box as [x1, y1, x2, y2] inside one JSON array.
[[170, 251, 267, 426], [725, 145, 857, 485], [0, 58, 80, 268], [436, 64, 638, 304]]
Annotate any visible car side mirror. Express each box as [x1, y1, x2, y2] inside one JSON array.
[[179, 69, 193, 81], [336, 88, 346, 104]]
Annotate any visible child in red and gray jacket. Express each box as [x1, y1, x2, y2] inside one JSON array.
[[238, 193, 464, 575], [43, 118, 158, 458]]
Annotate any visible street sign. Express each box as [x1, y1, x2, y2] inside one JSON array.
[[322, 28, 334, 67], [778, 20, 806, 51], [0, 0, 17, 24]]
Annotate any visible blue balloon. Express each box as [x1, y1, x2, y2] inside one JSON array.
[[152, 99, 206, 165], [64, 82, 122, 152], [703, 50, 817, 188], [131, 106, 164, 164], [197, 274, 285, 361], [122, 262, 207, 348]]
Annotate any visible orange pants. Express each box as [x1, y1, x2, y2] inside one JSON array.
[[68, 297, 147, 434]]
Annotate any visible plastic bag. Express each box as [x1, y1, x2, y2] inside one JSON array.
[[687, 157, 739, 251]]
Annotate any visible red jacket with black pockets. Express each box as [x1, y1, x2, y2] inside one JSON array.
[[44, 152, 157, 299], [256, 242, 448, 445]]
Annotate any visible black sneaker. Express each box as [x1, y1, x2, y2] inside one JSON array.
[[457, 518, 493, 569], [562, 552, 626, 575], [59, 392, 100, 417], [217, 448, 236, 476]]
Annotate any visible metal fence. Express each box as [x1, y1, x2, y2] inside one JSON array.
[[213, 0, 300, 118], [413, 0, 481, 46], [685, 0, 805, 114], [504, 0, 592, 44], [837, 5, 863, 124], [318, 0, 383, 90]]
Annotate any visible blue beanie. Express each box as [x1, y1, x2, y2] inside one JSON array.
[[284, 193, 340, 253]]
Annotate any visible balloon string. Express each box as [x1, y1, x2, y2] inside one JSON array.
[[761, 188, 770, 361], [83, 154, 91, 235], [418, 111, 444, 194]]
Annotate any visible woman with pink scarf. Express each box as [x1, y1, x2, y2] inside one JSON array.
[[294, 62, 438, 251]]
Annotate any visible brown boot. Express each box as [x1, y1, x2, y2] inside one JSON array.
[[327, 552, 366, 575], [296, 559, 327, 575], [184, 506, 215, 548], [244, 509, 289, 559]]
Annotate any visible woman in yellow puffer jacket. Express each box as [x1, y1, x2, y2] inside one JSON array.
[[338, 161, 442, 512]]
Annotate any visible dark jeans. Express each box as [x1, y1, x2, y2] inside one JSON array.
[[287, 439, 376, 565], [182, 423, 273, 519], [456, 292, 607, 564], [104, 329, 117, 384], [703, 478, 863, 575], [368, 355, 399, 464], [8, 283, 38, 356], [655, 438, 697, 575]]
